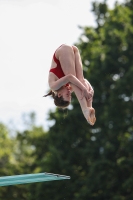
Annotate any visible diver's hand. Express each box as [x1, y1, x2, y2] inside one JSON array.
[[81, 88, 93, 101]]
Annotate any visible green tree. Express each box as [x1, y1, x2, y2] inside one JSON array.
[[1, 0, 133, 199], [0, 123, 23, 200], [28, 1, 133, 199], [10, 113, 49, 200], [75, 0, 133, 199], [0, 114, 48, 200], [0, 123, 14, 176]]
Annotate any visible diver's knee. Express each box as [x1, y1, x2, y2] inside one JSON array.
[[61, 44, 73, 53]]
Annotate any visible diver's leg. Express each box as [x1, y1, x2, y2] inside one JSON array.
[[56, 44, 76, 76], [73, 46, 96, 125], [73, 46, 84, 81]]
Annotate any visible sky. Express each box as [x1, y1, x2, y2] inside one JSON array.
[[0, 0, 124, 132]]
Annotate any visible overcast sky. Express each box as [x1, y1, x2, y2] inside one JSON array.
[[0, 0, 124, 131]]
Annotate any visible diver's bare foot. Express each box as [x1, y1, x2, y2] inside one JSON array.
[[89, 108, 96, 125], [83, 107, 96, 125]]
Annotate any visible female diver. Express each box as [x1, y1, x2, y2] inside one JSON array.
[[44, 44, 96, 125]]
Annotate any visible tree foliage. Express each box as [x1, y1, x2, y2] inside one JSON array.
[[28, 1, 133, 199], [0, 0, 133, 199]]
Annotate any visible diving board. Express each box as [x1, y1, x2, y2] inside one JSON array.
[[0, 172, 70, 187]]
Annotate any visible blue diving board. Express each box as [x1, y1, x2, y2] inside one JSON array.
[[0, 172, 70, 187]]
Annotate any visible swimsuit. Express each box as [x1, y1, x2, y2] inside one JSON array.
[[49, 45, 69, 87], [49, 53, 65, 78], [49, 45, 65, 79]]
